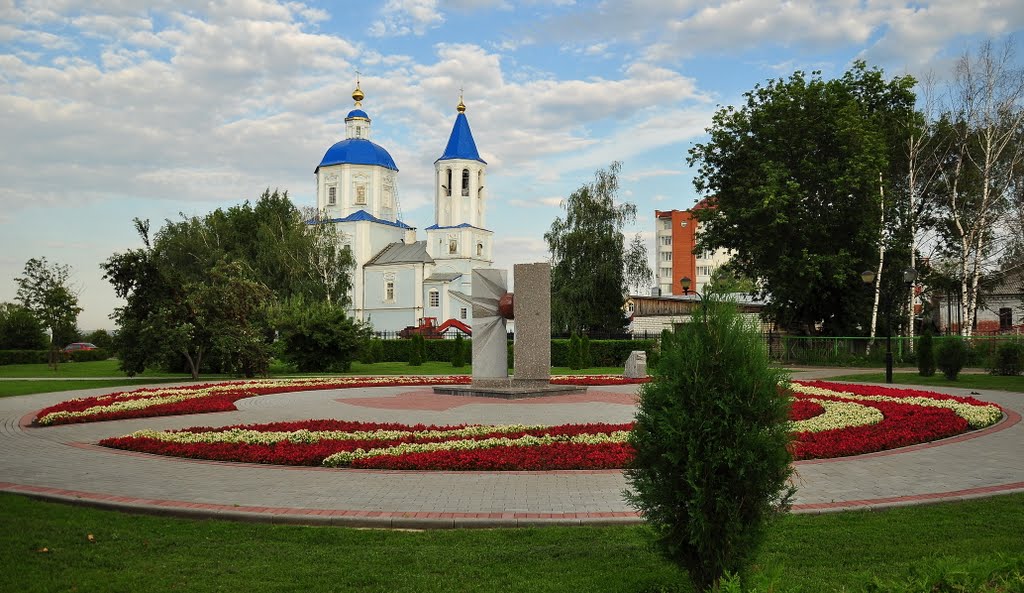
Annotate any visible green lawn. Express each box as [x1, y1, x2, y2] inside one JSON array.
[[0, 359, 194, 379], [0, 379, 196, 398], [825, 371, 1024, 393], [2, 492, 1022, 592]]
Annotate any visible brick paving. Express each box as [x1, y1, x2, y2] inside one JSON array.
[[1, 371, 1022, 528]]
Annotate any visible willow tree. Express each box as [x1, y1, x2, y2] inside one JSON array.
[[545, 162, 651, 334]]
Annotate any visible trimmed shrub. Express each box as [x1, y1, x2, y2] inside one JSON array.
[[567, 333, 583, 370], [408, 335, 425, 366], [0, 350, 49, 365], [988, 341, 1024, 376], [626, 295, 794, 592], [917, 330, 935, 377], [936, 337, 968, 381], [451, 334, 466, 368]]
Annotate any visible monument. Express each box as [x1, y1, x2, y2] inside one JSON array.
[[432, 262, 587, 398]]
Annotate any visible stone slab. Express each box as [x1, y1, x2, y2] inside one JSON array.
[[513, 262, 551, 383], [624, 350, 647, 379], [432, 383, 587, 399]]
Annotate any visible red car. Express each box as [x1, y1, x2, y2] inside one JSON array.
[[62, 342, 98, 352]]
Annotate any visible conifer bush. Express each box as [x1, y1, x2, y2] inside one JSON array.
[[626, 294, 795, 592], [567, 333, 583, 370], [451, 334, 466, 368], [581, 335, 593, 368], [917, 330, 935, 377], [936, 337, 968, 380], [988, 341, 1023, 376], [408, 335, 425, 367]]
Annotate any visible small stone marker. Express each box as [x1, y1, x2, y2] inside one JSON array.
[[625, 350, 647, 379]]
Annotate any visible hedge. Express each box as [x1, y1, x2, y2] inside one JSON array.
[[369, 338, 655, 367], [0, 348, 110, 365]]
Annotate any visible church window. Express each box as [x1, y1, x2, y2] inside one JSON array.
[[327, 186, 336, 205], [385, 280, 395, 302], [355, 126, 362, 138], [356, 185, 366, 204], [476, 242, 483, 257], [461, 169, 470, 196], [446, 169, 452, 196], [449, 239, 458, 254], [460, 307, 467, 320], [429, 290, 439, 307]]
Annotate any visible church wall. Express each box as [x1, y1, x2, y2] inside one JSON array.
[[363, 264, 419, 332]]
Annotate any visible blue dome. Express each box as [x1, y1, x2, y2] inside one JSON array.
[[436, 112, 486, 164], [316, 138, 398, 172], [346, 109, 369, 120]]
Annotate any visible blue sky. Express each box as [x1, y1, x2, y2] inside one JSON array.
[[1, 0, 1022, 330]]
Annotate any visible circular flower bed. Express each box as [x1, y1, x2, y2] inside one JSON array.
[[34, 375, 643, 426], [97, 381, 1003, 469]]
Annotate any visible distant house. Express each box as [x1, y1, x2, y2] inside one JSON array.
[[625, 293, 769, 334], [935, 265, 1024, 334]]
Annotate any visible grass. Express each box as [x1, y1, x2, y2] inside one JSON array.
[[0, 379, 195, 398], [2, 492, 1022, 592], [825, 371, 1024, 393], [0, 359, 197, 379]]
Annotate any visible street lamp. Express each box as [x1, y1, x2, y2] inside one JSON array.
[[680, 276, 693, 295], [862, 267, 918, 384]]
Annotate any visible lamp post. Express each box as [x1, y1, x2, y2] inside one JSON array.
[[862, 267, 918, 384]]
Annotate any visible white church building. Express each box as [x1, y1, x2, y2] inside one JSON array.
[[313, 83, 494, 333]]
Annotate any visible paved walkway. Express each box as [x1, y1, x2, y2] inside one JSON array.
[[1, 370, 1022, 528]]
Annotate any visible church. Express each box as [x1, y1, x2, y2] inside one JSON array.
[[313, 83, 495, 333]]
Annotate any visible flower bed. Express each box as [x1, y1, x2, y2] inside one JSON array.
[[98, 381, 1004, 469], [34, 375, 647, 426]]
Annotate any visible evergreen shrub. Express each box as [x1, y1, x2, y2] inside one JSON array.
[[451, 334, 466, 368], [626, 294, 794, 592], [936, 337, 968, 380], [917, 330, 935, 377], [408, 334, 425, 366], [988, 341, 1024, 376], [581, 335, 592, 368], [272, 301, 368, 373], [567, 333, 583, 370]]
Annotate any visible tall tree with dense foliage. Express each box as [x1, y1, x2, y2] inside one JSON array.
[[14, 257, 83, 363], [102, 190, 353, 377], [0, 303, 48, 350], [688, 62, 917, 334], [545, 162, 651, 334]]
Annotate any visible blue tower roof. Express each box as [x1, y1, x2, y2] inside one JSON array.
[[346, 109, 369, 119], [436, 112, 486, 164], [316, 138, 398, 173]]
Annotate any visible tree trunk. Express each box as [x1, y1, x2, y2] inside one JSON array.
[[867, 173, 886, 355]]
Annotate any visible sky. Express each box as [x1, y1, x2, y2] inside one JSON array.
[[1, 0, 1023, 331]]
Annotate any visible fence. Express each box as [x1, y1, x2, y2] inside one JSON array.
[[767, 334, 1021, 367]]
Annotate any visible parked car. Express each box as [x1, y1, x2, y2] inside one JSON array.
[[62, 342, 98, 352]]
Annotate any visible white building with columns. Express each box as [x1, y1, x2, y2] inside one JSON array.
[[313, 84, 494, 333]]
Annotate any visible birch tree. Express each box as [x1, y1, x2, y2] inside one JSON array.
[[936, 40, 1024, 336]]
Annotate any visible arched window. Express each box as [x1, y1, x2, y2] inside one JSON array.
[[476, 242, 483, 257], [445, 169, 452, 196], [429, 290, 439, 308], [461, 169, 470, 196]]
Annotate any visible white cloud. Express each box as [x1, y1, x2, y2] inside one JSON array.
[[370, 0, 444, 36]]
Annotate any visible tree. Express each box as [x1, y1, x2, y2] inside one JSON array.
[[15, 257, 83, 365], [82, 329, 114, 350], [706, 264, 757, 294], [0, 303, 48, 350], [931, 40, 1024, 337], [103, 191, 357, 377], [626, 292, 794, 592], [546, 162, 651, 334], [688, 63, 917, 334], [271, 299, 369, 372]]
